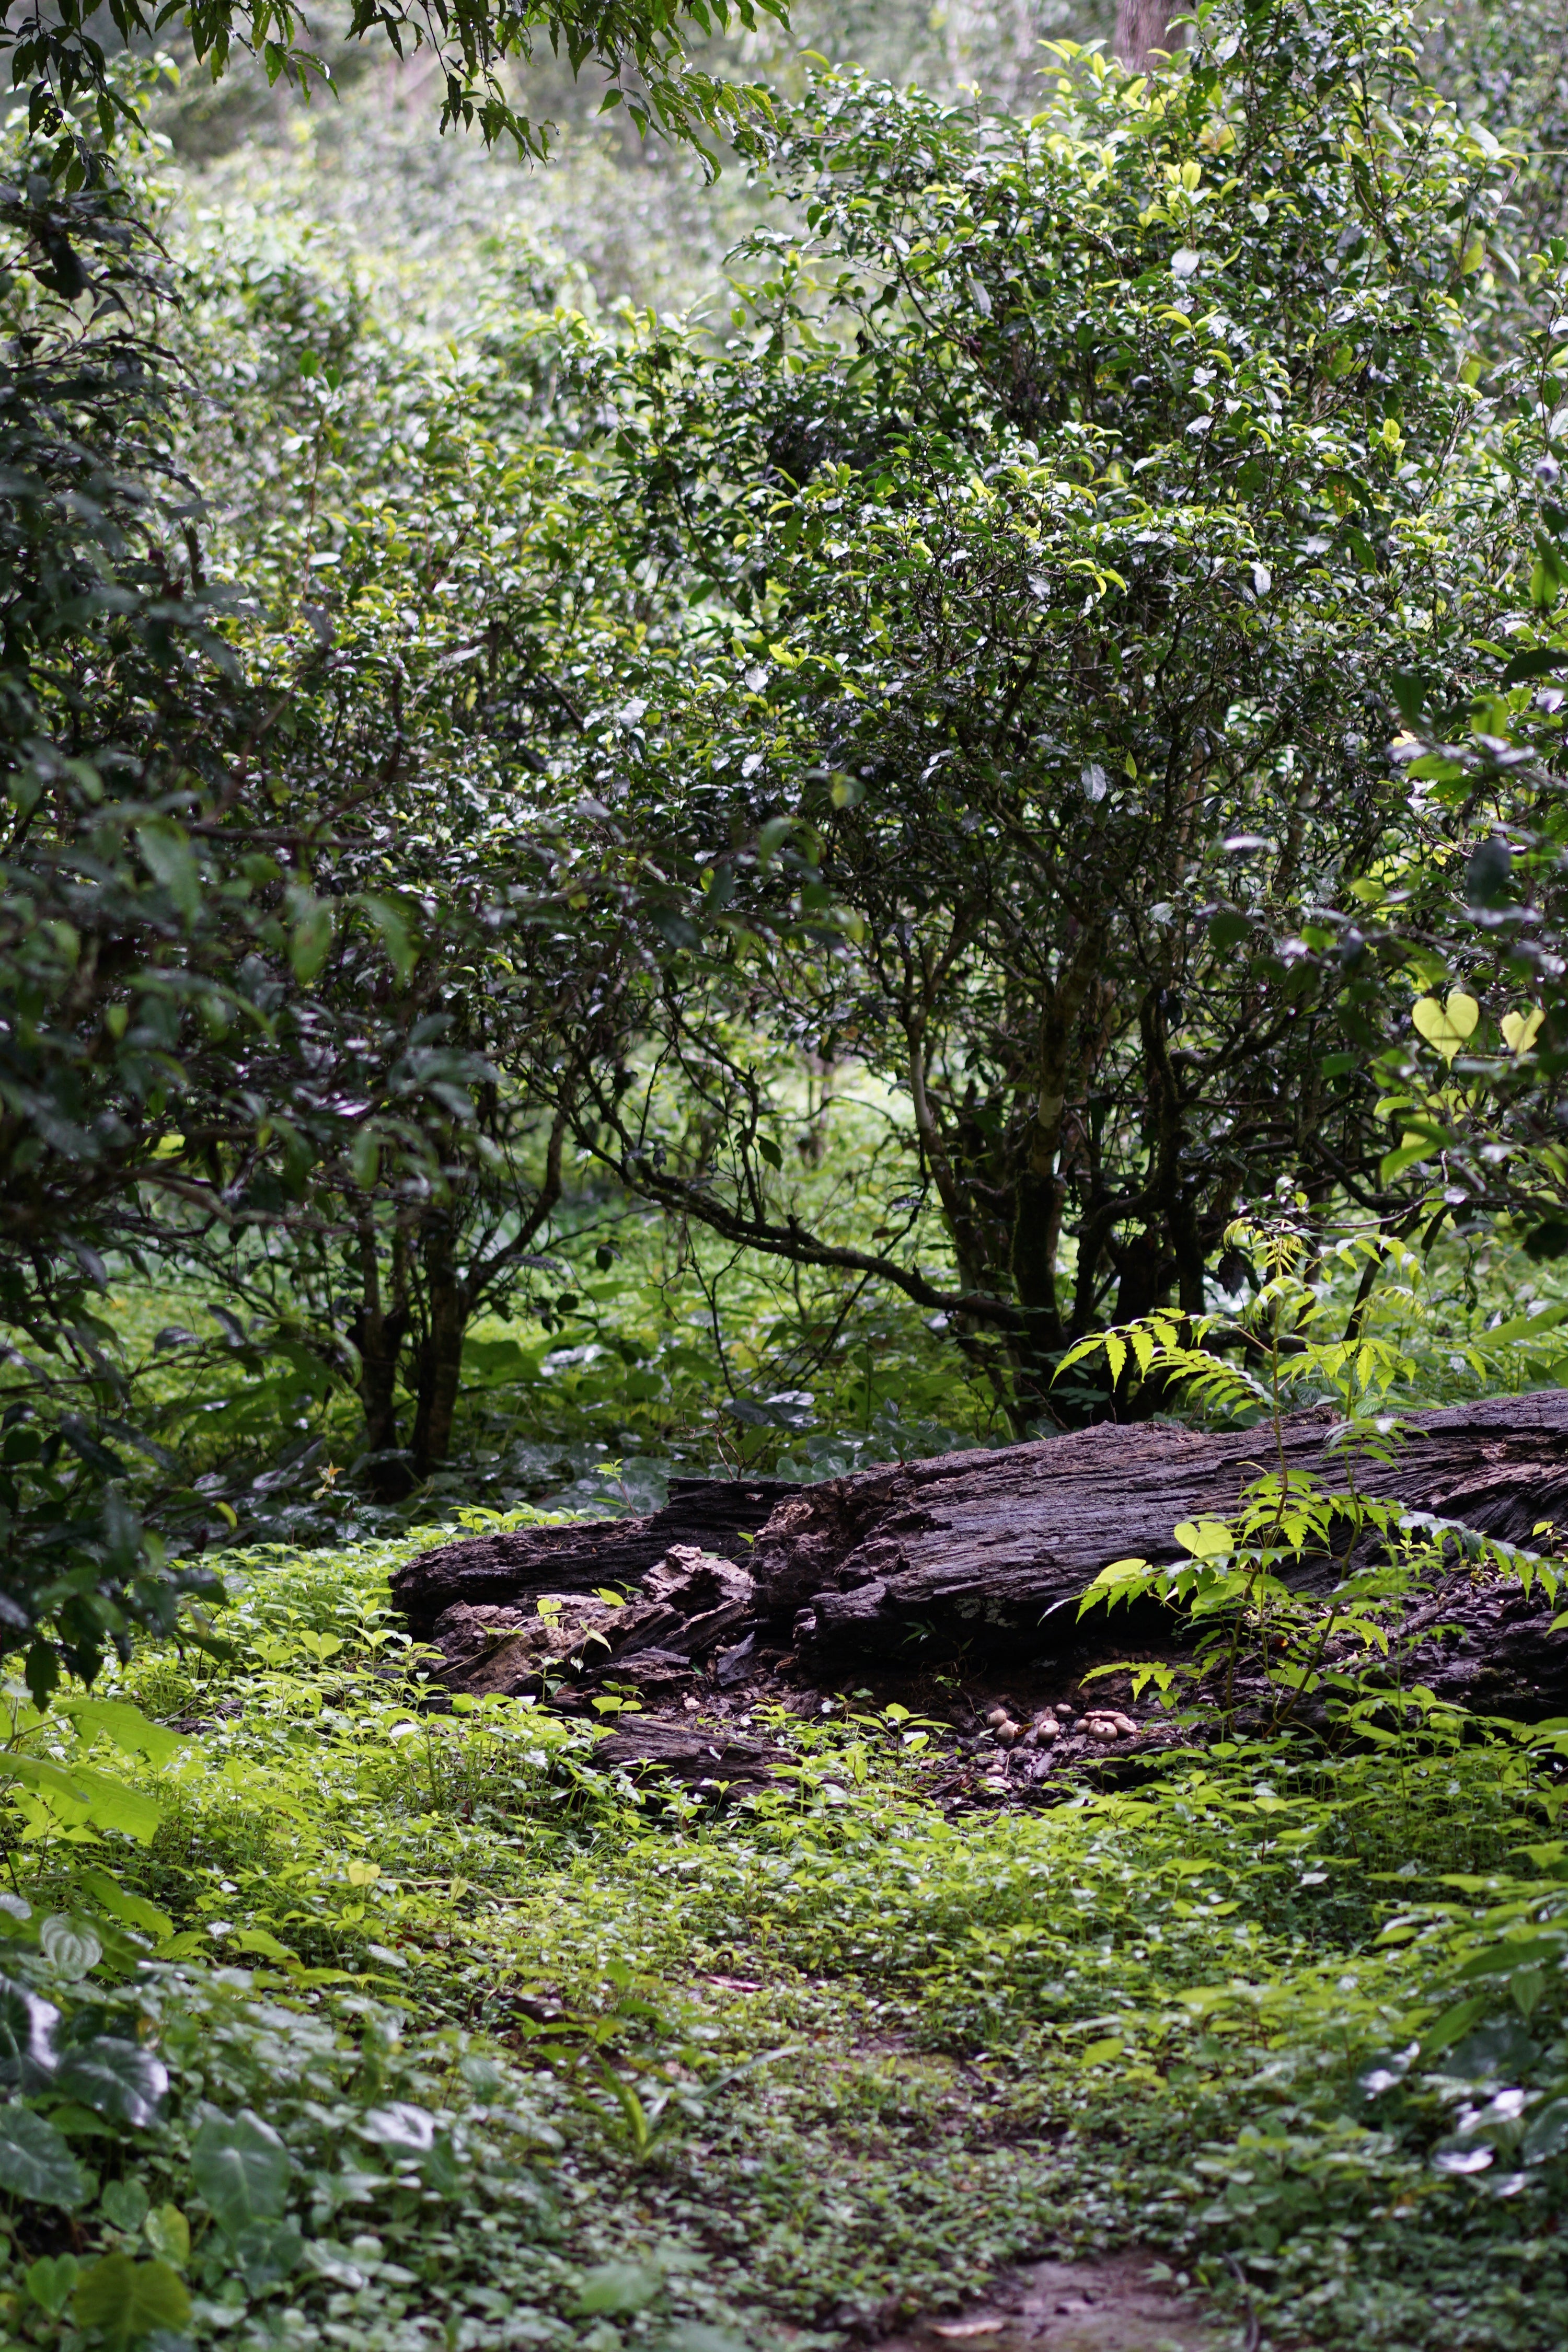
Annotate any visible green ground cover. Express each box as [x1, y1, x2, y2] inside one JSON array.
[[0, 1533, 1562, 2351]]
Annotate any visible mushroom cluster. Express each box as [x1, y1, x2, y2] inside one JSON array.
[[983, 1702, 1140, 1750]]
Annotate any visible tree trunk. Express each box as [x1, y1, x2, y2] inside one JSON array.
[[397, 1396, 1568, 1718], [351, 1214, 412, 1501], [1115, 0, 1177, 72], [410, 1207, 466, 1477]]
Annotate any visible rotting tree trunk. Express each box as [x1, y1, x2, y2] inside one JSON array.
[[1115, 0, 1178, 72], [394, 1396, 1568, 1715], [747, 1392, 1568, 1686], [392, 1476, 798, 1635]]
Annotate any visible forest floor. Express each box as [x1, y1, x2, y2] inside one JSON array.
[[8, 1523, 1558, 2352]]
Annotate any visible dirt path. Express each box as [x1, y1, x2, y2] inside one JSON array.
[[872, 2254, 1228, 2352]]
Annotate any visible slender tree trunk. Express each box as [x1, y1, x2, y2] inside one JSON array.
[[1008, 919, 1108, 1413], [1139, 987, 1205, 1317], [352, 1214, 412, 1501], [411, 1207, 467, 1478], [1115, 0, 1177, 71]]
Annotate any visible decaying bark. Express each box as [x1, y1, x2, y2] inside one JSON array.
[[395, 1394, 1568, 1716], [749, 1392, 1568, 1652], [392, 1477, 794, 1636], [424, 1547, 758, 1700]]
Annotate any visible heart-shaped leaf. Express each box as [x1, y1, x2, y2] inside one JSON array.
[[40, 1915, 102, 1982], [1173, 1519, 1233, 1560], [57, 2037, 168, 2129], [355, 2101, 436, 2154], [1411, 990, 1480, 1063], [232, 2216, 304, 2293], [0, 2101, 87, 2205], [1502, 1006, 1544, 1056], [190, 2107, 290, 2235], [72, 2252, 191, 2343], [100, 2175, 150, 2231], [25, 2251, 78, 2315], [142, 2201, 189, 2268], [1523, 2095, 1568, 2164]]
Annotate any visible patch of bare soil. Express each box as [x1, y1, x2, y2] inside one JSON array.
[[873, 2255, 1226, 2352]]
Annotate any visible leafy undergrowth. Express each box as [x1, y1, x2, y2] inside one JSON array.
[[0, 1536, 1562, 2349]]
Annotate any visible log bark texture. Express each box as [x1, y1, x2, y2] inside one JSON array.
[[391, 1477, 794, 1636], [751, 1391, 1568, 1659], [394, 1396, 1568, 1712]]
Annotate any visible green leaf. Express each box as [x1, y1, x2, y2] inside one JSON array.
[[349, 1126, 381, 1191], [232, 2217, 304, 2292], [72, 1870, 172, 1943], [1174, 1519, 1233, 1560], [142, 2201, 189, 2267], [229, 1926, 295, 1963], [54, 2037, 168, 2127], [59, 1698, 186, 1770], [359, 892, 419, 982], [354, 2101, 436, 2153], [100, 2176, 149, 2231], [1208, 908, 1252, 949], [0, 2102, 87, 2205], [1500, 646, 1568, 687], [72, 2252, 191, 2342], [1523, 2096, 1568, 2163], [289, 896, 335, 984], [190, 2108, 291, 2235], [574, 2259, 664, 2315], [0, 1753, 160, 1844], [1420, 1994, 1492, 2057], [39, 1915, 101, 1980], [25, 2251, 79, 2315], [0, 1976, 60, 2080], [1481, 1302, 1568, 1345], [1379, 1140, 1440, 1183], [648, 903, 701, 952], [134, 820, 201, 921]]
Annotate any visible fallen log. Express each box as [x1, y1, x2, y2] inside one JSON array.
[[391, 1476, 792, 1638], [417, 1547, 760, 1699], [592, 1716, 789, 1791], [750, 1389, 1568, 1662], [395, 1392, 1568, 1716]]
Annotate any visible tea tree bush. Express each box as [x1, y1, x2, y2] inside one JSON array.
[[528, 0, 1539, 1423]]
